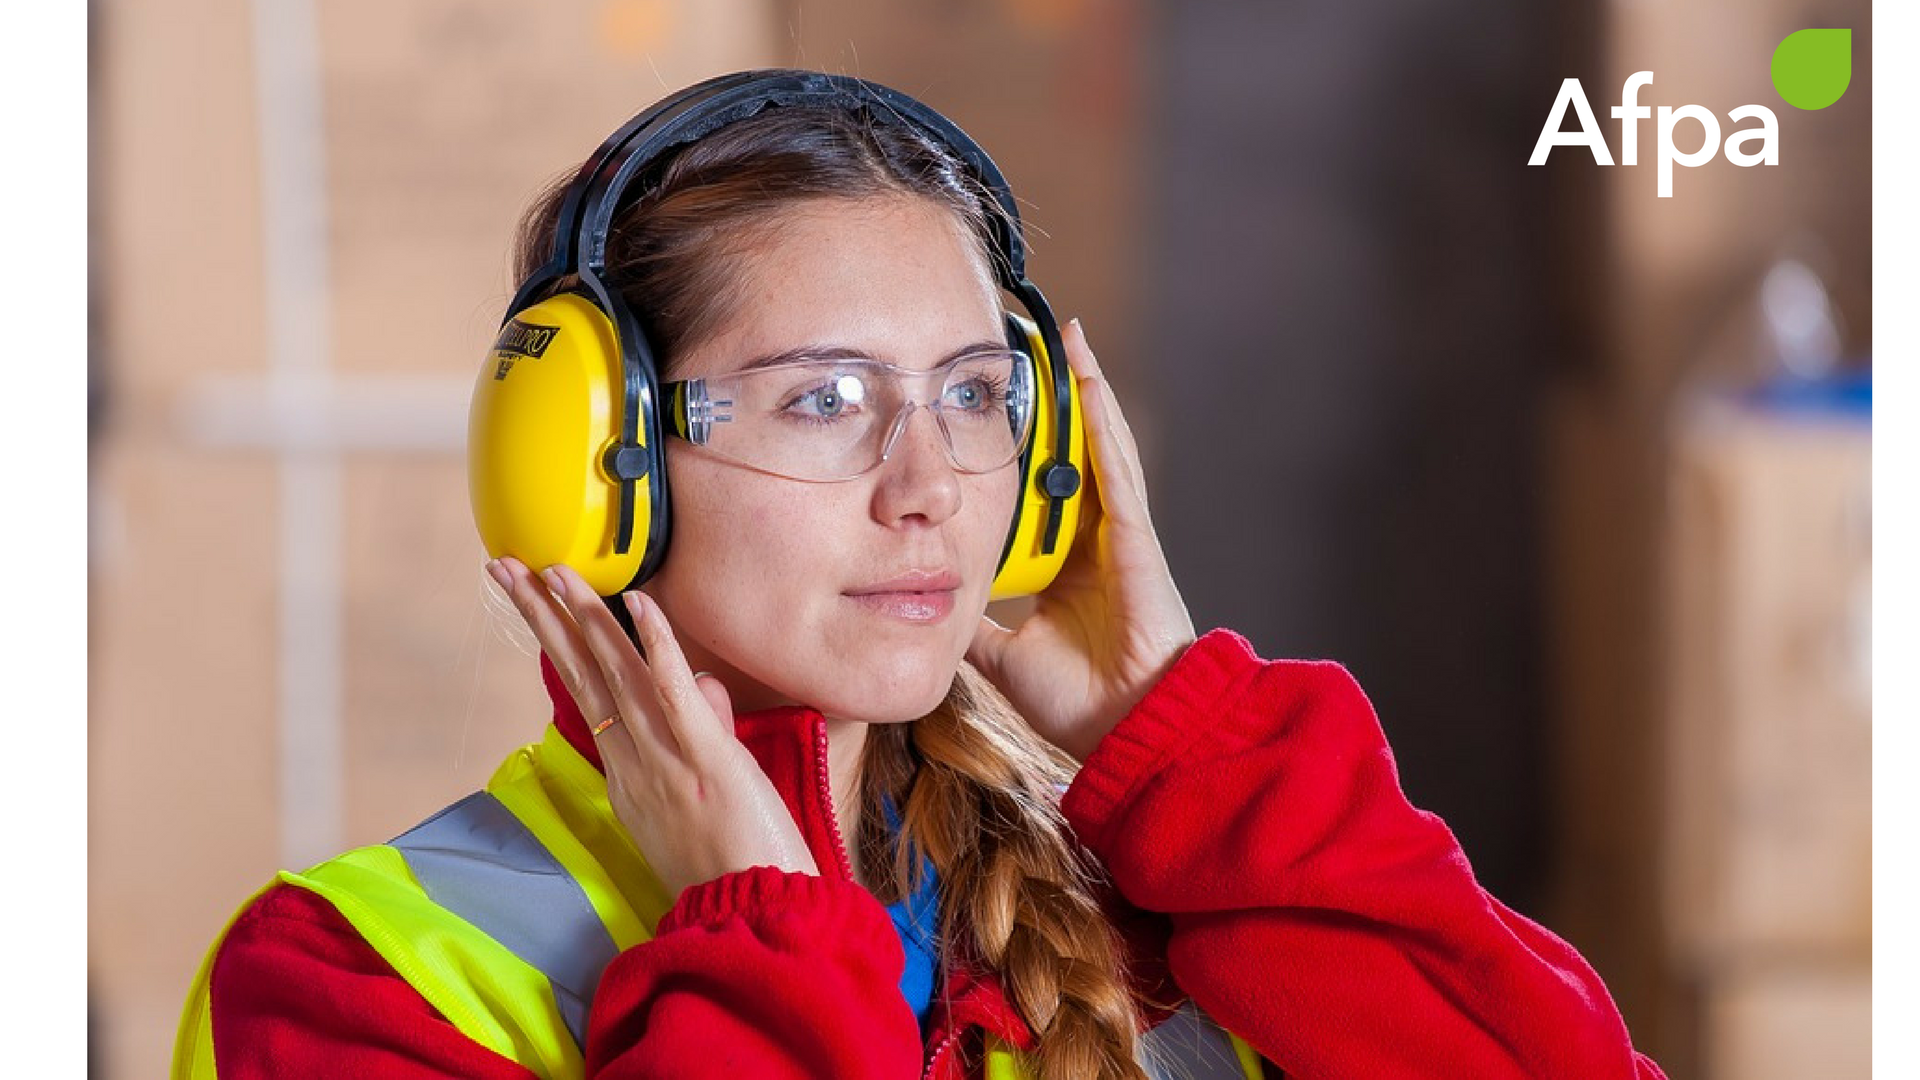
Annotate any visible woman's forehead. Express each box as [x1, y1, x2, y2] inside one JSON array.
[[714, 336, 1013, 377], [677, 199, 1006, 378]]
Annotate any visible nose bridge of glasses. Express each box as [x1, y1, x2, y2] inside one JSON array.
[[877, 397, 957, 468]]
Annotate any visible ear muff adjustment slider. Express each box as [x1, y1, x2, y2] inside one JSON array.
[[602, 442, 651, 557], [1039, 460, 1081, 555]]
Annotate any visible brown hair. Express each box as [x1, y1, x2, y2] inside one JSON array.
[[512, 101, 1151, 1079]]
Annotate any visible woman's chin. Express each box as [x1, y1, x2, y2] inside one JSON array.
[[812, 670, 957, 724]]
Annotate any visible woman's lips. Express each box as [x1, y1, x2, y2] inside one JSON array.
[[844, 568, 961, 623], [845, 588, 957, 623]]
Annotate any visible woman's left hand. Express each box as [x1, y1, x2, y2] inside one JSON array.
[[965, 318, 1197, 763]]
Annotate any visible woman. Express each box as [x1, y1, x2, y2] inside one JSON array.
[[176, 72, 1665, 1079]]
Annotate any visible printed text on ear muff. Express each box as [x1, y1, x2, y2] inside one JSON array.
[[493, 319, 561, 381]]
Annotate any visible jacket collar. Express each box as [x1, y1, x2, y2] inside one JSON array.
[[538, 653, 1038, 1063]]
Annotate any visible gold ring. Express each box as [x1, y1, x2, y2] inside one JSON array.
[[590, 714, 620, 737]]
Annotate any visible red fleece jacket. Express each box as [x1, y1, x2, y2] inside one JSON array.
[[196, 629, 1666, 1078]]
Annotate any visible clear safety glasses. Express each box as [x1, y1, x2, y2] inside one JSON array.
[[663, 349, 1037, 483]]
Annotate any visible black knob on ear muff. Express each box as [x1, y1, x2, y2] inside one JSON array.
[[603, 445, 651, 481], [1042, 462, 1081, 498]]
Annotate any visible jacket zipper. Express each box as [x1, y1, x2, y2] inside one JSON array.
[[923, 1026, 960, 1080], [812, 718, 857, 882], [816, 718, 978, 1079]]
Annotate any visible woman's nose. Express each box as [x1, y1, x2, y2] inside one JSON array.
[[870, 405, 962, 527]]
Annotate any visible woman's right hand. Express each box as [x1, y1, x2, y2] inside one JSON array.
[[487, 557, 820, 898]]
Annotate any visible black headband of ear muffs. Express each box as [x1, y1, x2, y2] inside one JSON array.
[[502, 69, 1079, 582]]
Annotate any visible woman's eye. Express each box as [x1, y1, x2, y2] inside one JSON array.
[[784, 374, 866, 420], [790, 388, 844, 418], [944, 376, 1005, 412]]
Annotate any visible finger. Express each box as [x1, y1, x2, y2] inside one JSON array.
[[1063, 320, 1153, 531], [539, 564, 678, 763], [966, 613, 1015, 684], [625, 590, 730, 758], [1075, 319, 1144, 511], [489, 557, 619, 727], [519, 563, 650, 781], [692, 672, 736, 740]]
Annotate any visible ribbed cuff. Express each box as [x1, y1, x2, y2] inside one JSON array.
[[656, 865, 892, 939], [1061, 628, 1263, 855]]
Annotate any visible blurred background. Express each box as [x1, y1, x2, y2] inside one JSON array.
[[89, 0, 1871, 1077]]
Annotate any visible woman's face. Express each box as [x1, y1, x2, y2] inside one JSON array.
[[643, 195, 1019, 724]]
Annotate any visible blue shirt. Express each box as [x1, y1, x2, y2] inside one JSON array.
[[879, 795, 942, 1035]]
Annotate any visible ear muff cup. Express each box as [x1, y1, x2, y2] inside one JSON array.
[[469, 292, 651, 597], [990, 312, 1087, 600]]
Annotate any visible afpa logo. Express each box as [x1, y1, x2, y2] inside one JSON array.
[[1529, 29, 1851, 198]]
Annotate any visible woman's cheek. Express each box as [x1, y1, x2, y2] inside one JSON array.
[[976, 471, 1023, 569]]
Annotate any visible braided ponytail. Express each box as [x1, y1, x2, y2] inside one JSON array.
[[859, 665, 1151, 1080]]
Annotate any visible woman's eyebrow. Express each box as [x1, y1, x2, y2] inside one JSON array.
[[734, 339, 1009, 372]]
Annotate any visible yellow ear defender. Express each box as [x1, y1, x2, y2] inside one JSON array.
[[990, 312, 1087, 600], [469, 291, 649, 597], [469, 70, 1087, 599]]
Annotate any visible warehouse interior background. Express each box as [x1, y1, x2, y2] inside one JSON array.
[[89, 0, 1872, 1076]]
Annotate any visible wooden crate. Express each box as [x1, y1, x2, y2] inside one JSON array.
[[1699, 963, 1871, 1080], [1660, 398, 1871, 963]]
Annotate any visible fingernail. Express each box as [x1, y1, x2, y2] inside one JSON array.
[[624, 590, 649, 626], [1071, 318, 1089, 349], [485, 560, 510, 590], [541, 567, 565, 596]]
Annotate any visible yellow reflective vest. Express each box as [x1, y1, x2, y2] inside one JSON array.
[[175, 725, 1262, 1079]]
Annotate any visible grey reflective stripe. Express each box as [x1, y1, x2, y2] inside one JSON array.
[[1138, 1001, 1255, 1080], [391, 791, 618, 1050]]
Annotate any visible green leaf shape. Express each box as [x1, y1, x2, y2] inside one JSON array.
[[1772, 29, 1852, 110]]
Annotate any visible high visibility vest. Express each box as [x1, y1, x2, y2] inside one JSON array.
[[174, 726, 1263, 1080]]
